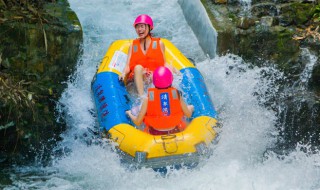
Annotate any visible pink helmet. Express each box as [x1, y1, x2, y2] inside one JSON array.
[[153, 66, 173, 89], [133, 14, 154, 30]]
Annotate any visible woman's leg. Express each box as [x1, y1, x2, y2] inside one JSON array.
[[134, 65, 144, 96]]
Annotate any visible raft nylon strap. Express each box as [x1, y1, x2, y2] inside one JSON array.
[[152, 41, 157, 49], [172, 89, 178, 99], [133, 45, 138, 53], [149, 91, 154, 101]]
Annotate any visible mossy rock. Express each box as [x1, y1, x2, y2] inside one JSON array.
[[251, 2, 278, 17], [0, 1, 83, 163], [276, 95, 320, 151], [280, 3, 316, 26], [311, 63, 320, 90]]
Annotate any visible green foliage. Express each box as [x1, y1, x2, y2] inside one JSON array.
[[0, 74, 36, 126], [313, 5, 320, 21], [0, 0, 81, 162], [1, 0, 56, 8]]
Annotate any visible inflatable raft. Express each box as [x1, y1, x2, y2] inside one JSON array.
[[91, 39, 219, 168]]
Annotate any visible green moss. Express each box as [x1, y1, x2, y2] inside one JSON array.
[[291, 3, 316, 25], [276, 29, 294, 49], [227, 12, 237, 21], [0, 0, 82, 163], [200, 0, 223, 31], [67, 9, 78, 21]]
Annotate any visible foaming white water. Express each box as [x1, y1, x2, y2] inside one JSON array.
[[6, 1, 320, 190], [198, 56, 277, 163], [295, 48, 318, 90]]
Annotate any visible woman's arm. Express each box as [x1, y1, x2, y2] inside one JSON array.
[[126, 97, 148, 126], [160, 40, 179, 74], [180, 98, 194, 118], [159, 40, 166, 63]]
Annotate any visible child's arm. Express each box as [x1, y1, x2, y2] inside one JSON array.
[[180, 99, 194, 118], [126, 98, 148, 126]]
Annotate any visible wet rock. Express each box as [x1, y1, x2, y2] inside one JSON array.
[[279, 3, 316, 26], [236, 17, 256, 29], [203, 0, 318, 71], [214, 0, 227, 4], [276, 93, 320, 151], [201, 0, 320, 151], [251, 2, 278, 17], [0, 0, 83, 163], [311, 63, 320, 90], [278, 12, 294, 26]]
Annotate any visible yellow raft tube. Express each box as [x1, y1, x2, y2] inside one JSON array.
[[91, 39, 219, 168]]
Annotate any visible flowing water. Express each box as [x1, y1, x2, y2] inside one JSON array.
[[3, 0, 320, 189]]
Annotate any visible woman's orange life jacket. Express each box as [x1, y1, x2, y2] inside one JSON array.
[[143, 87, 184, 131], [129, 37, 165, 73]]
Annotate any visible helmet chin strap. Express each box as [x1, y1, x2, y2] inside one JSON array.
[[142, 25, 151, 51]]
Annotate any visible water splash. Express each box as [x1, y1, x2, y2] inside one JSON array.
[[295, 48, 318, 90], [239, 0, 252, 16], [4, 1, 320, 189]]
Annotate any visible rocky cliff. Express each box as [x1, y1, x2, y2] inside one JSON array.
[[0, 0, 82, 164]]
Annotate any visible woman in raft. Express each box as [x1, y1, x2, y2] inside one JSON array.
[[119, 14, 172, 97], [126, 66, 194, 135]]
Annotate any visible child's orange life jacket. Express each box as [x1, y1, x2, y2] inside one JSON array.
[[144, 87, 184, 131]]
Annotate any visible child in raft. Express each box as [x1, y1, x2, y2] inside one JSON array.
[[126, 66, 194, 135]]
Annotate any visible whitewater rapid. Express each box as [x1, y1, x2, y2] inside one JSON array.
[[5, 0, 320, 189]]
